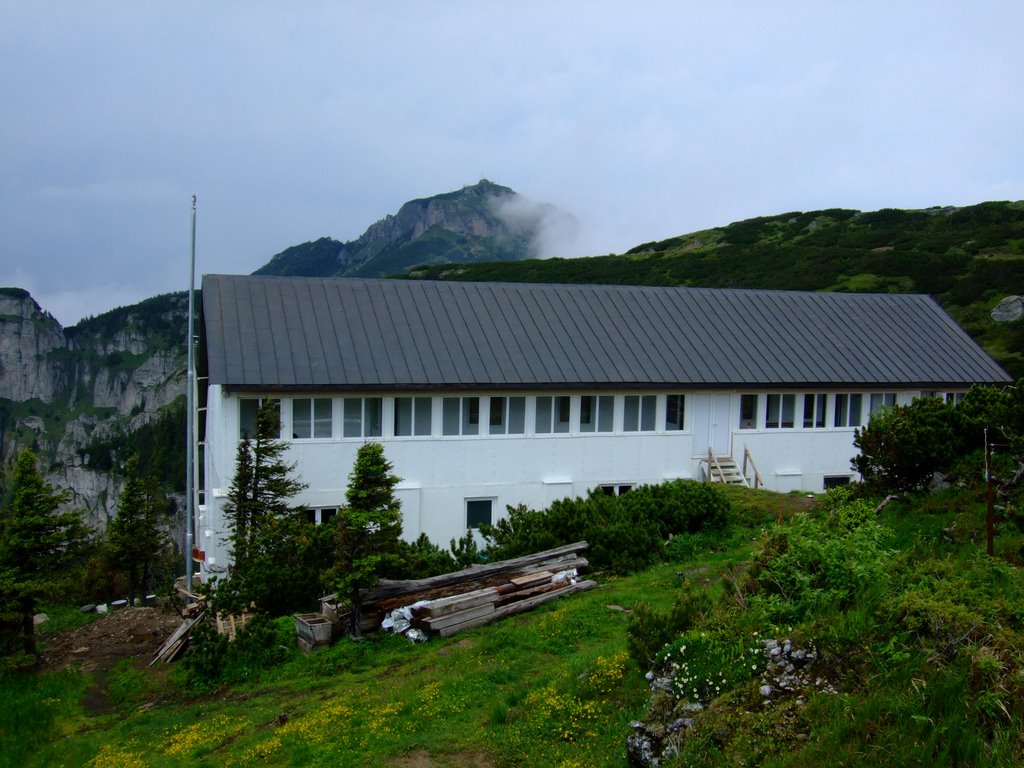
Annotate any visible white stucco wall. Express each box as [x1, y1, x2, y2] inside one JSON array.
[[196, 385, 939, 577]]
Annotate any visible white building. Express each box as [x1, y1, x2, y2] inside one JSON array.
[[196, 274, 1010, 575]]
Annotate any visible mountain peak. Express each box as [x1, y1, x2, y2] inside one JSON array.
[[253, 181, 575, 279]]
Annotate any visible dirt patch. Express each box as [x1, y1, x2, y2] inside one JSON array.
[[41, 606, 182, 675], [39, 605, 183, 715], [387, 748, 495, 768], [435, 637, 474, 656]]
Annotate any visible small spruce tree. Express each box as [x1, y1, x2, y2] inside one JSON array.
[[221, 400, 308, 612], [330, 442, 403, 639], [108, 454, 170, 607], [0, 449, 88, 663]]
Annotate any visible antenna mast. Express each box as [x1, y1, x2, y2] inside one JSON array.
[[185, 195, 197, 594]]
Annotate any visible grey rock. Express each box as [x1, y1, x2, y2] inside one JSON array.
[[992, 295, 1024, 322]]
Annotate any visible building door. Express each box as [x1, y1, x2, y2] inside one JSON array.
[[691, 393, 732, 457]]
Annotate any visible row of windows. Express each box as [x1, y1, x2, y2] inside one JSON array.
[[239, 394, 687, 439], [241, 390, 965, 440], [738, 391, 898, 430]]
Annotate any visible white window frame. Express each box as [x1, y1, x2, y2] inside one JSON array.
[[394, 396, 433, 437], [579, 394, 614, 433], [342, 397, 383, 438], [291, 397, 333, 440]]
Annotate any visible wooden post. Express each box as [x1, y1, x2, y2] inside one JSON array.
[[986, 428, 995, 557]]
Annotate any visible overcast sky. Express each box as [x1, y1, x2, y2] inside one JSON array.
[[2, 2, 1022, 326]]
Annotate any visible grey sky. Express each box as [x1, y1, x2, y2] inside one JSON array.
[[2, 2, 1022, 326]]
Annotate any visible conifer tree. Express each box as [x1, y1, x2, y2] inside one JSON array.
[[330, 442, 403, 639], [0, 449, 87, 662], [108, 454, 170, 607], [221, 400, 308, 612]]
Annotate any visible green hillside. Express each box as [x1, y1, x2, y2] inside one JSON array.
[[6, 485, 1022, 767], [407, 201, 1024, 378]]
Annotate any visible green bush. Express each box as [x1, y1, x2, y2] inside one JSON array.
[[626, 587, 710, 669], [183, 613, 295, 689], [853, 397, 958, 493], [482, 480, 730, 575], [745, 513, 893, 623]]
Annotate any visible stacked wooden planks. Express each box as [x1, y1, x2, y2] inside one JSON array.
[[367, 541, 597, 638]]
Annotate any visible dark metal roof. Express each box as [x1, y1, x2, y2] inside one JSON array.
[[201, 274, 1011, 391]]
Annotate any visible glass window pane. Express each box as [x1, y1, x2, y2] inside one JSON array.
[[834, 394, 847, 427], [343, 399, 361, 437], [365, 398, 382, 437], [313, 398, 332, 438], [508, 397, 525, 434], [535, 396, 552, 433], [394, 397, 412, 437], [414, 397, 432, 436], [292, 398, 312, 439], [462, 397, 479, 435], [624, 396, 639, 432], [766, 394, 780, 428], [555, 396, 571, 433], [442, 397, 460, 435], [640, 395, 656, 431], [489, 396, 505, 435], [580, 395, 595, 432], [849, 394, 862, 427], [240, 399, 259, 439], [598, 396, 614, 432], [740, 394, 757, 429], [466, 499, 492, 529], [666, 394, 685, 431], [781, 394, 795, 428]]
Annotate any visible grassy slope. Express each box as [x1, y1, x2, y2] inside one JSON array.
[[406, 201, 1024, 379], [6, 486, 1021, 767]]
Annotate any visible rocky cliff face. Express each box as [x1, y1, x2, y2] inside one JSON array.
[[0, 289, 70, 403], [0, 289, 187, 529]]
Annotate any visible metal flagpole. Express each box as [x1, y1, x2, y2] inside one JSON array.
[[185, 195, 197, 593]]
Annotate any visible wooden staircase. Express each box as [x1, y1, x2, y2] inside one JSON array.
[[703, 446, 762, 489], [706, 454, 747, 485]]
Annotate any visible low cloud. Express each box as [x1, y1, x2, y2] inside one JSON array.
[[489, 193, 580, 259]]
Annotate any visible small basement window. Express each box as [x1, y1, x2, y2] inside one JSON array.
[[466, 498, 493, 529], [823, 475, 852, 489]]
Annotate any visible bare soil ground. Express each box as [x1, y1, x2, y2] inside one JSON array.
[[40, 605, 183, 714], [41, 606, 182, 675]]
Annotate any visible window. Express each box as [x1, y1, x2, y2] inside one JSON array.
[[802, 394, 827, 429], [580, 395, 614, 433], [869, 392, 896, 415], [535, 395, 571, 434], [343, 397, 382, 438], [292, 397, 332, 439], [739, 394, 758, 429], [623, 394, 657, 432], [600, 484, 633, 496], [664, 394, 685, 431], [765, 394, 796, 428], [488, 396, 526, 435], [834, 393, 863, 427], [466, 498, 493, 529], [239, 398, 280, 439], [823, 475, 852, 489], [442, 396, 480, 436], [304, 507, 338, 525], [394, 397, 432, 436], [945, 392, 965, 405]]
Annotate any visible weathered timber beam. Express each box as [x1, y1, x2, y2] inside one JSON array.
[[363, 542, 589, 602], [435, 580, 598, 638]]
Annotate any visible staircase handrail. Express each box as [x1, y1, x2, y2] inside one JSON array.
[[742, 444, 763, 489]]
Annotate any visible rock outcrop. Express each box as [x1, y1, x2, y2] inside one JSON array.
[[0, 289, 187, 529]]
